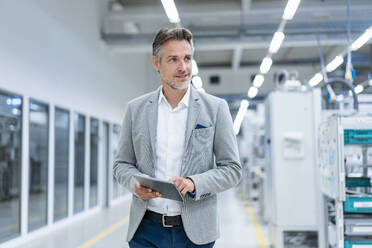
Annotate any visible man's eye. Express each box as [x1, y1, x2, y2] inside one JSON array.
[[169, 58, 177, 62], [185, 57, 191, 62]]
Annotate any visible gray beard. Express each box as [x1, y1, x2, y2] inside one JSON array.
[[165, 79, 190, 90]]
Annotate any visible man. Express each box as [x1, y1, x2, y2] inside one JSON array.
[[113, 27, 241, 248]]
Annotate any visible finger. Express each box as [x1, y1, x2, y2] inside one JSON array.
[[176, 177, 185, 186], [169, 177, 176, 183], [136, 182, 148, 191], [177, 182, 186, 192], [135, 181, 140, 189], [143, 191, 161, 200], [171, 176, 183, 184], [181, 188, 189, 196], [138, 184, 151, 192], [170, 177, 178, 184]]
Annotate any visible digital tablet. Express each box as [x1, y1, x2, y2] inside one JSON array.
[[134, 175, 184, 202]]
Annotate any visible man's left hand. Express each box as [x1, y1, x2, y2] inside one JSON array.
[[170, 176, 195, 196]]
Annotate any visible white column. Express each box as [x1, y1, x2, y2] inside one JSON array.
[[48, 104, 55, 225], [21, 96, 30, 235], [68, 110, 74, 217]]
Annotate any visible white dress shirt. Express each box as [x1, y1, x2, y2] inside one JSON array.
[[147, 86, 190, 216]]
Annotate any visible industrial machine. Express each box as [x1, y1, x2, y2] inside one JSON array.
[[319, 116, 372, 248], [238, 105, 265, 203], [264, 89, 324, 248]]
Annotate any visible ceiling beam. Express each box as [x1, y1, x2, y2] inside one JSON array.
[[106, 0, 372, 22], [105, 32, 371, 53]]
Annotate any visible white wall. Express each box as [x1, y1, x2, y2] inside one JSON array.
[[0, 0, 153, 124]]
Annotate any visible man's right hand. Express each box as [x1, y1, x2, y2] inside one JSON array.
[[134, 181, 162, 200]]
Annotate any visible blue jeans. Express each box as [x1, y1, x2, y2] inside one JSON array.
[[129, 217, 215, 248]]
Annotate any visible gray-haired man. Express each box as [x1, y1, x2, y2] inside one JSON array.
[[113, 27, 242, 248]]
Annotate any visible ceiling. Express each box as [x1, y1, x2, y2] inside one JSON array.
[[101, 0, 372, 96]]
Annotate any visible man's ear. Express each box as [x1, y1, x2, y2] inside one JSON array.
[[152, 56, 160, 73]]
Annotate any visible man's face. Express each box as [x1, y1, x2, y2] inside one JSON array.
[[152, 39, 193, 90]]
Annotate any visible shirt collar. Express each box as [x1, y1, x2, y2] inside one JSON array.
[[158, 84, 190, 108]]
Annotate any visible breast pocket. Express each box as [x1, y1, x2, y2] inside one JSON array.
[[190, 127, 214, 171], [192, 127, 214, 145]]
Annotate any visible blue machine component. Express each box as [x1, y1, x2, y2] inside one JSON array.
[[344, 129, 372, 145], [346, 177, 371, 187], [344, 195, 372, 213], [345, 240, 372, 248]]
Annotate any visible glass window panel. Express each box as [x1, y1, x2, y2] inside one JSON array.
[[89, 118, 98, 208], [28, 100, 48, 231], [54, 107, 69, 222], [74, 113, 85, 214], [0, 92, 22, 243], [112, 124, 120, 199]]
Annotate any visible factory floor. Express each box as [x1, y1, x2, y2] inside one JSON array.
[[16, 188, 270, 248]]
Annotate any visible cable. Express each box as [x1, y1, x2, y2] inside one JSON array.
[[321, 77, 359, 112], [345, 0, 354, 81]]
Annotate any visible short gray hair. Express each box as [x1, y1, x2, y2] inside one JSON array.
[[152, 27, 194, 62]]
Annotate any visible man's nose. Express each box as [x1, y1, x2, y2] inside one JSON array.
[[177, 60, 186, 71]]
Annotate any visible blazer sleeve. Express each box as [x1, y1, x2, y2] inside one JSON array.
[[188, 100, 242, 201], [113, 103, 142, 195]]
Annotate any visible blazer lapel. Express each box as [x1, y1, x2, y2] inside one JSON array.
[[184, 87, 200, 149], [146, 87, 161, 174]]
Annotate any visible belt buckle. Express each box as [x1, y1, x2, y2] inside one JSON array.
[[162, 214, 173, 228]]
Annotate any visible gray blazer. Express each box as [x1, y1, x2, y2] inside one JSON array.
[[113, 86, 242, 245]]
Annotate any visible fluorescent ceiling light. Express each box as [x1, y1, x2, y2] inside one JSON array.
[[351, 27, 372, 51], [355, 84, 364, 94], [161, 0, 180, 23], [253, 75, 265, 88], [192, 60, 199, 75], [233, 100, 249, 135], [269, 32, 285, 54], [326, 56, 344, 72], [309, 73, 323, 87], [240, 100, 249, 109], [248, 86, 259, 98], [192, 76, 203, 89], [283, 0, 301, 20], [260, 57, 273, 74]]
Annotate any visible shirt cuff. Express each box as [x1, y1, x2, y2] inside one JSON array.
[[186, 177, 196, 198], [187, 191, 196, 198]]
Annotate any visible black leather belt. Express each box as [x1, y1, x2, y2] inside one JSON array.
[[144, 210, 183, 227]]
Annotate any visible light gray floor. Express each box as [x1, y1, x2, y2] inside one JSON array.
[[18, 188, 269, 248]]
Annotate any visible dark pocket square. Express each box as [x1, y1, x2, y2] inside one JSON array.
[[195, 124, 207, 129]]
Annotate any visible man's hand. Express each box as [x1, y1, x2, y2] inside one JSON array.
[[170, 176, 195, 196], [134, 181, 162, 200]]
